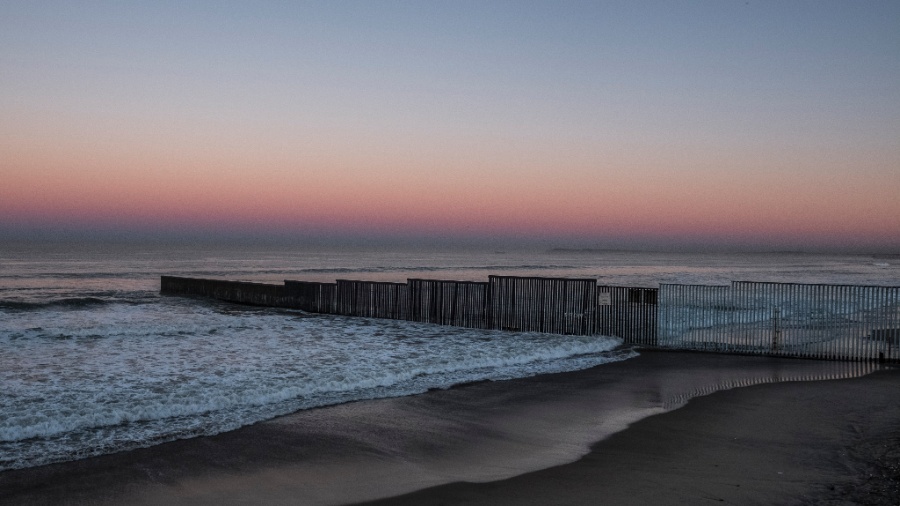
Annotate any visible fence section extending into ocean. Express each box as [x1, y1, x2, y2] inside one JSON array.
[[160, 275, 900, 362], [658, 281, 900, 361]]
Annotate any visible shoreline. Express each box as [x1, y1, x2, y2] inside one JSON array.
[[1, 351, 895, 505], [360, 364, 900, 506]]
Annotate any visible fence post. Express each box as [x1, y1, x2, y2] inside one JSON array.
[[772, 307, 781, 352]]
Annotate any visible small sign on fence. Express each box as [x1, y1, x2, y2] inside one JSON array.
[[598, 292, 612, 305]]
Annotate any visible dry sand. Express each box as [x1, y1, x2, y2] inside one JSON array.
[[1, 351, 896, 505]]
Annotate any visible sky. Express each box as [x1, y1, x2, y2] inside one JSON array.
[[1, 1, 898, 252]]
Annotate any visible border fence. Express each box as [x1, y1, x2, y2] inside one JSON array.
[[597, 286, 658, 346], [407, 279, 489, 329], [161, 275, 900, 362], [336, 280, 408, 319], [160, 276, 285, 306], [488, 276, 597, 335], [283, 280, 337, 313], [658, 281, 900, 361]]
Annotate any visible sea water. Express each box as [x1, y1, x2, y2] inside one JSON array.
[[1, 242, 897, 471]]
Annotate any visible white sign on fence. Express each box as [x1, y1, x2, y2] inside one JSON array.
[[598, 292, 612, 305]]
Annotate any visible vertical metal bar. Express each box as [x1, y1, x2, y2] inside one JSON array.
[[854, 284, 863, 361], [729, 282, 750, 356], [840, 283, 847, 360], [826, 283, 834, 360], [816, 283, 824, 360], [804, 285, 825, 360], [867, 283, 874, 360], [757, 282, 764, 356], [729, 282, 748, 354], [866, 284, 880, 362], [842, 284, 850, 361], [659, 285, 666, 347], [824, 283, 831, 360], [891, 287, 898, 362], [854, 284, 862, 361], [838, 284, 845, 360], [831, 283, 840, 360], [887, 287, 893, 361]]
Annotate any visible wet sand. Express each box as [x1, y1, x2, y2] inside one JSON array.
[[1, 351, 896, 505], [362, 359, 900, 506]]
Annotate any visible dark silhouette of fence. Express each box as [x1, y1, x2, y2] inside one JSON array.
[[161, 275, 899, 361], [161, 275, 602, 336], [283, 280, 337, 313], [336, 280, 408, 319], [161, 276, 285, 306], [597, 286, 658, 346], [488, 276, 597, 335], [407, 279, 489, 329]]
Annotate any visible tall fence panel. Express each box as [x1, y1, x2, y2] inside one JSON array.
[[335, 280, 408, 320], [730, 281, 900, 361], [658, 284, 733, 352], [597, 286, 658, 345], [406, 279, 489, 329], [658, 281, 900, 361], [160, 276, 284, 306], [488, 276, 597, 335], [283, 280, 337, 313]]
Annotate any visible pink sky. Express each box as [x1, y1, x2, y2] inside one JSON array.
[[4, 134, 897, 250], [2, 2, 899, 252]]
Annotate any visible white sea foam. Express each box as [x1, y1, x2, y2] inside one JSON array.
[[0, 298, 631, 470]]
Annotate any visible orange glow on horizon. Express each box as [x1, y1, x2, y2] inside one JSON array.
[[4, 154, 898, 249], [3, 111, 899, 250]]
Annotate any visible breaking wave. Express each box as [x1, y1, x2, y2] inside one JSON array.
[[0, 306, 633, 470]]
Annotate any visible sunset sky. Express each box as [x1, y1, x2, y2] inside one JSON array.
[[1, 1, 898, 252]]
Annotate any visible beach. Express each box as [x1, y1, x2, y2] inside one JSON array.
[[364, 356, 900, 506], [3, 0, 899, 501], [1, 351, 897, 505]]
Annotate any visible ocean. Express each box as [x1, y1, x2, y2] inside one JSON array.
[[1, 242, 897, 472]]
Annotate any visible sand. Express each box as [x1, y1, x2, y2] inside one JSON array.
[[1, 351, 897, 505], [362, 360, 900, 506]]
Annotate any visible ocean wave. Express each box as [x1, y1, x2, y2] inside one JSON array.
[[0, 295, 156, 312], [0, 272, 143, 280], [0, 297, 111, 311], [0, 344, 637, 471], [0, 334, 625, 444]]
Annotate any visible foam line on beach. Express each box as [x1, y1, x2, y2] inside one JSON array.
[[0, 352, 884, 506], [0, 304, 631, 471]]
